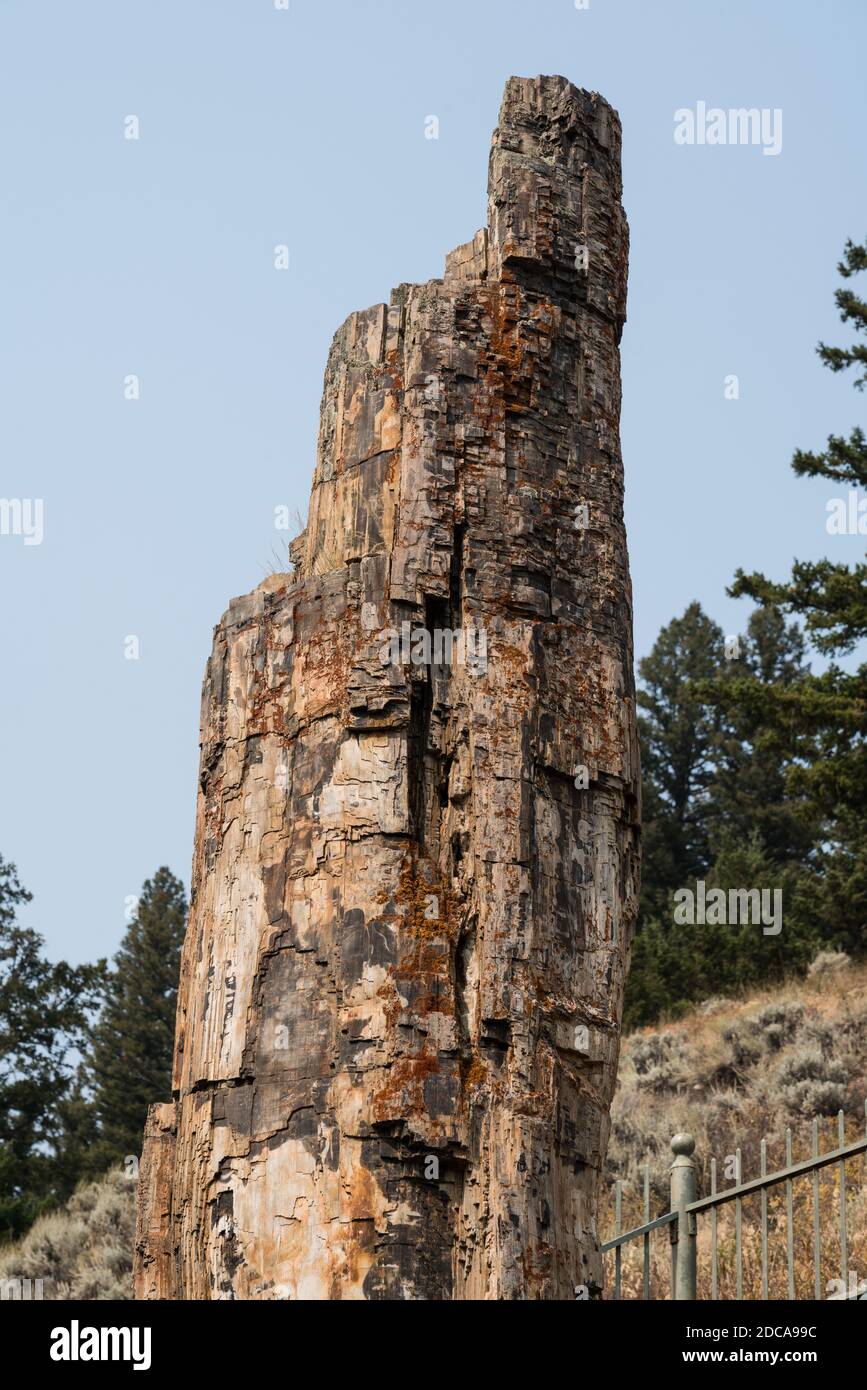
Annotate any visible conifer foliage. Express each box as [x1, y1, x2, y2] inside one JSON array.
[[87, 868, 187, 1171]]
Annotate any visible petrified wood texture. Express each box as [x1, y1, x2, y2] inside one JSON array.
[[135, 74, 639, 1301]]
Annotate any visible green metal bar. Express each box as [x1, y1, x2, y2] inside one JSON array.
[[786, 1128, 795, 1299], [710, 1156, 718, 1300], [670, 1220, 677, 1302], [686, 1135, 867, 1213], [735, 1147, 743, 1300], [603, 1110, 867, 1303], [760, 1139, 768, 1301], [812, 1118, 821, 1301], [671, 1134, 697, 1300], [838, 1111, 847, 1293], [643, 1164, 650, 1301], [601, 1208, 677, 1251], [614, 1178, 622, 1301]]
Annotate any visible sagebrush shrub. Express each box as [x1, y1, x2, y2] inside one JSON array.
[[0, 1169, 134, 1300]]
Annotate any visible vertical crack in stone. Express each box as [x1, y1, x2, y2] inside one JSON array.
[[134, 74, 640, 1302]]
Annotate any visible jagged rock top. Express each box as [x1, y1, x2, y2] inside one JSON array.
[[285, 73, 629, 588]]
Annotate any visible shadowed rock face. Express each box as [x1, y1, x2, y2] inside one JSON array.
[[134, 74, 640, 1301]]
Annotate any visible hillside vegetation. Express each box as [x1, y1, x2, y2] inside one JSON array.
[[602, 954, 867, 1299], [0, 1167, 134, 1300]]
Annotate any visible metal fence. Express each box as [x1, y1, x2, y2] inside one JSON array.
[[602, 1103, 867, 1299]]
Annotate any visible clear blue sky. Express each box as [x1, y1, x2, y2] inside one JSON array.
[[1, 0, 864, 963]]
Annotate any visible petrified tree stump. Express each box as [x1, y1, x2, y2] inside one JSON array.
[[135, 74, 640, 1301]]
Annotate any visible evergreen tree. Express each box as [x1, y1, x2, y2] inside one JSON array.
[[816, 237, 867, 390], [627, 606, 819, 1027], [627, 240, 867, 1025], [87, 868, 187, 1171], [624, 832, 817, 1029], [0, 856, 105, 1241], [636, 602, 728, 923], [706, 607, 817, 868], [727, 238, 867, 956]]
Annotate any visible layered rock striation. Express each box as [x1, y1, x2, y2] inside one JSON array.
[[135, 74, 639, 1301]]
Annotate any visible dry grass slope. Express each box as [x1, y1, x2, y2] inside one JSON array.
[[602, 955, 867, 1299]]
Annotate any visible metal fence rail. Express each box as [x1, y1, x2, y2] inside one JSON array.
[[601, 1102, 867, 1300]]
